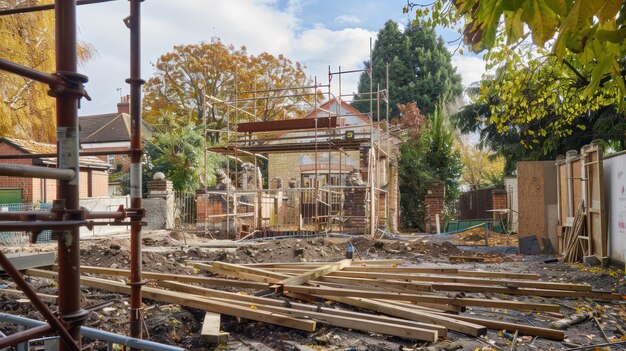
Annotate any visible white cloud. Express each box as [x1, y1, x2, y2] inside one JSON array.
[[446, 46, 486, 87], [451, 54, 486, 87], [334, 14, 361, 24], [76, 0, 374, 115]]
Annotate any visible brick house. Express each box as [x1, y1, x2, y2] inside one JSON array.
[[0, 137, 111, 204], [78, 95, 152, 195]]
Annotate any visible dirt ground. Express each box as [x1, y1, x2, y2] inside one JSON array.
[[1, 229, 625, 351]]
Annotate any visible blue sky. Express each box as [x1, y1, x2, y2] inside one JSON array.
[[76, 0, 485, 115]]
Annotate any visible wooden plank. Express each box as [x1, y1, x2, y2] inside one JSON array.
[[207, 296, 438, 342], [428, 282, 624, 299], [159, 280, 447, 337], [207, 262, 290, 280], [243, 259, 405, 267], [317, 276, 433, 292], [341, 266, 540, 280], [26, 269, 316, 332], [329, 271, 592, 291], [273, 259, 352, 289], [193, 263, 283, 284], [320, 296, 487, 336], [283, 285, 560, 313], [237, 116, 337, 133], [1, 252, 54, 271], [430, 312, 565, 341], [342, 266, 458, 274], [77, 265, 267, 290], [200, 312, 229, 344]]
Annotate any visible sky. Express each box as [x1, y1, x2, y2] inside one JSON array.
[[75, 0, 486, 115]]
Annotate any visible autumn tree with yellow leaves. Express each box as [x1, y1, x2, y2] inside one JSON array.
[[0, 1, 56, 142], [143, 39, 320, 143]]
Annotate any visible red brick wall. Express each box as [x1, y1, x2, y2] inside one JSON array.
[[31, 178, 56, 203], [0, 143, 34, 203], [491, 190, 508, 222], [0, 142, 109, 202], [91, 170, 109, 197], [424, 182, 445, 234]]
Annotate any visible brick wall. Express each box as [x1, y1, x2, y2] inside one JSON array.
[[344, 188, 367, 232], [491, 189, 508, 222], [31, 178, 56, 203], [0, 142, 109, 202], [0, 143, 34, 203], [91, 170, 109, 197], [424, 182, 445, 234]]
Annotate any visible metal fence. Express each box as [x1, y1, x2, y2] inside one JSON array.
[[196, 186, 386, 239], [0, 202, 52, 245], [173, 191, 197, 230]]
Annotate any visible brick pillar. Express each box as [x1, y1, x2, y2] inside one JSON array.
[[491, 189, 508, 222], [424, 181, 445, 234], [359, 145, 370, 182]]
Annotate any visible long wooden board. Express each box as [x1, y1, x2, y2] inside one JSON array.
[[316, 276, 433, 292], [341, 266, 541, 280], [273, 259, 352, 288], [283, 285, 560, 313], [430, 312, 565, 340], [76, 265, 267, 290], [329, 271, 591, 291], [159, 280, 447, 337], [207, 296, 438, 342], [318, 296, 487, 336], [428, 282, 624, 299], [26, 269, 316, 332]]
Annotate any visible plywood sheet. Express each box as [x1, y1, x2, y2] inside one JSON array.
[[517, 162, 546, 240]]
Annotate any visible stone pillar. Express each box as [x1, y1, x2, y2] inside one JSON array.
[[144, 173, 174, 229], [424, 181, 445, 234]]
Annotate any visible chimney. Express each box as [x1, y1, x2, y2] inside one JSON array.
[[117, 95, 130, 114]]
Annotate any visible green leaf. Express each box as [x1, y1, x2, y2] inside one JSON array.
[[473, 0, 505, 50], [545, 0, 567, 16], [523, 0, 560, 46], [583, 55, 613, 97], [596, 28, 626, 43], [596, 0, 622, 22], [504, 10, 525, 44]]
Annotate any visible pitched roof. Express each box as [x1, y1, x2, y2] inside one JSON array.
[[79, 113, 152, 144], [0, 137, 111, 169], [302, 99, 373, 126]]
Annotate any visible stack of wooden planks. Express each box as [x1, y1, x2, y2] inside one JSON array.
[[562, 201, 586, 263], [25, 259, 624, 344]]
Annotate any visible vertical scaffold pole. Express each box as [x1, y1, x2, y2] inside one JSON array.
[[127, 0, 145, 344]]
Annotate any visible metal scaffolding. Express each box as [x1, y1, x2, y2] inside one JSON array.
[[198, 40, 397, 239], [0, 0, 163, 349]]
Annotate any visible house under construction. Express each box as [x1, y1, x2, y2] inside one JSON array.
[[198, 67, 400, 239]]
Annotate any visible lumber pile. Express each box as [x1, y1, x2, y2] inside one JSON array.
[[25, 259, 625, 344], [562, 201, 586, 263]]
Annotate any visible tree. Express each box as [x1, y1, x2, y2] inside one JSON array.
[[406, 1, 626, 117], [0, 2, 56, 142], [0, 1, 94, 142], [452, 62, 626, 175], [352, 20, 463, 119], [143, 39, 319, 143], [143, 115, 223, 192], [456, 136, 505, 190], [399, 107, 462, 230]]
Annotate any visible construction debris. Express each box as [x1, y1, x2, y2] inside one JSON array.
[[21, 256, 626, 347]]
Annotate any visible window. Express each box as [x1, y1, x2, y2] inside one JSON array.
[[107, 154, 115, 165]]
